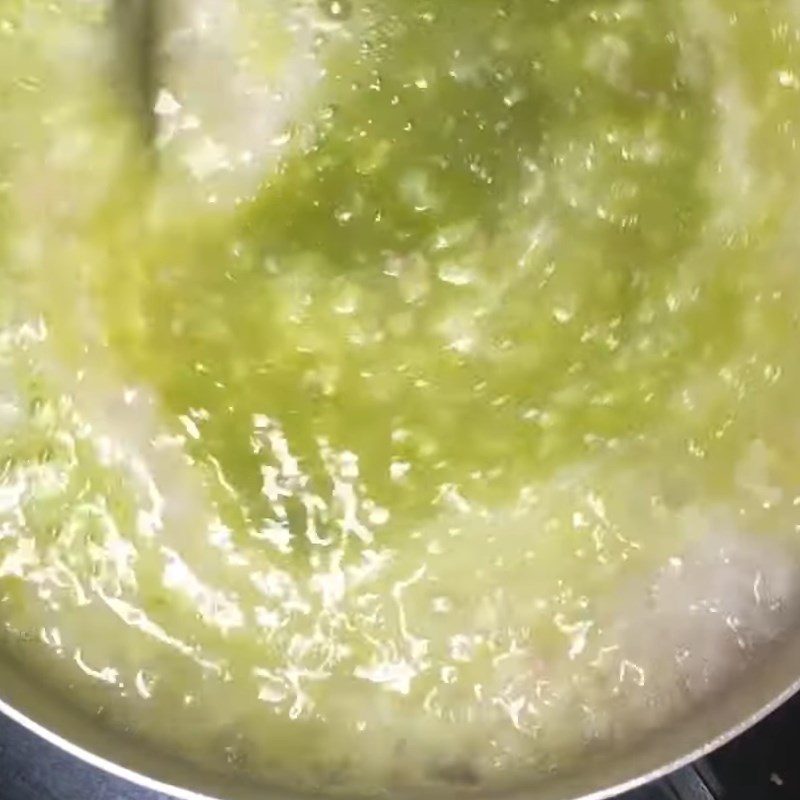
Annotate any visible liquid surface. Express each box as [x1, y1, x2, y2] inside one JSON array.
[[2, 0, 800, 794]]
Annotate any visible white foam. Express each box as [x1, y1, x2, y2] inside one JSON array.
[[155, 0, 343, 206]]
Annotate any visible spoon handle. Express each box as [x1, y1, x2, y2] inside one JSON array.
[[111, 0, 158, 146]]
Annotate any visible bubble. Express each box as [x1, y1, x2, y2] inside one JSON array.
[[319, 0, 352, 21]]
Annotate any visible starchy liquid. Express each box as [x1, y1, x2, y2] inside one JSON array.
[[1, 0, 800, 794]]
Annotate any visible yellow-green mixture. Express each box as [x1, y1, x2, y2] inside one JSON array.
[[2, 0, 800, 794]]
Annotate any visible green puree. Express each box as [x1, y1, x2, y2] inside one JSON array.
[[2, 0, 800, 794], [98, 1, 721, 519]]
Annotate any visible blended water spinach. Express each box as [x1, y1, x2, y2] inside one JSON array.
[[1, 0, 800, 793]]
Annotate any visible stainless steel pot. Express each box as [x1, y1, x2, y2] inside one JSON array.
[[1, 2, 797, 798], [0, 622, 798, 799]]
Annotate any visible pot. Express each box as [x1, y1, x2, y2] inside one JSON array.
[[0, 617, 798, 799], [1, 2, 799, 799]]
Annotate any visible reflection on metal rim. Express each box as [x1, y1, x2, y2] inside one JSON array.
[[0, 664, 798, 800]]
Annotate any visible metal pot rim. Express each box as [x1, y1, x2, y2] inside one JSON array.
[[1, 630, 798, 800]]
